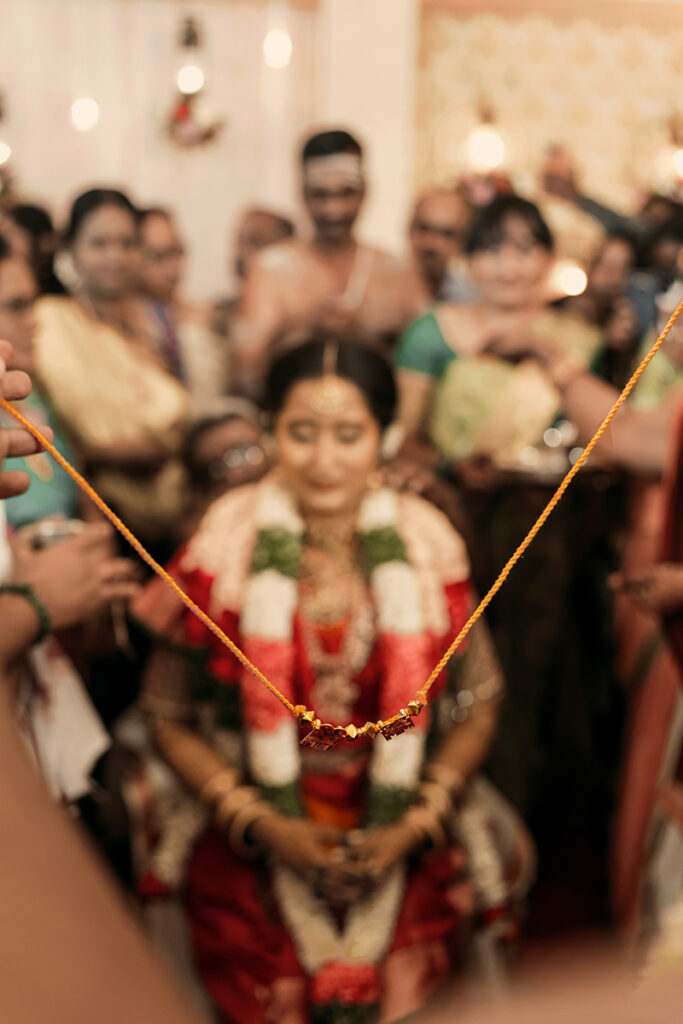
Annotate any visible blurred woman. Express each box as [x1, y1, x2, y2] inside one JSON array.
[[133, 340, 525, 1024], [395, 195, 600, 468], [32, 189, 189, 547], [0, 235, 77, 527], [489, 271, 683, 943], [395, 200, 622, 929]]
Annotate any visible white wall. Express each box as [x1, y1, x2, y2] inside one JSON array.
[[315, 0, 419, 254], [0, 0, 318, 299]]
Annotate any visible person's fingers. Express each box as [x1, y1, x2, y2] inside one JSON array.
[[102, 581, 141, 604], [311, 824, 345, 844], [3, 427, 51, 458], [101, 558, 140, 584], [0, 469, 31, 499], [76, 522, 114, 550], [2, 368, 32, 402]]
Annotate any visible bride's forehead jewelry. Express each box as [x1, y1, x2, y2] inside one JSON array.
[[307, 342, 351, 417]]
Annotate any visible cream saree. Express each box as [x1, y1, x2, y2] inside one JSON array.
[[429, 311, 601, 465], [34, 296, 189, 537]]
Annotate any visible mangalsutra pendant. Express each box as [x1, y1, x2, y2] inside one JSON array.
[[300, 722, 344, 751], [379, 710, 415, 740]]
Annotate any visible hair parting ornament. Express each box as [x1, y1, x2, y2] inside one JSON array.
[[306, 342, 352, 417]]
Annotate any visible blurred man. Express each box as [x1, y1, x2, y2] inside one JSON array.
[[212, 207, 295, 342], [233, 129, 428, 389], [137, 207, 225, 407], [409, 187, 475, 301]]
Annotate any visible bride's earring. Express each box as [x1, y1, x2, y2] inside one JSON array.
[[380, 423, 405, 462]]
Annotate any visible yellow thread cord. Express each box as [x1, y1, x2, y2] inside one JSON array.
[[0, 398, 296, 717], [1, 295, 682, 735]]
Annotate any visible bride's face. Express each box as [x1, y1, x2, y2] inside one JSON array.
[[275, 377, 381, 516]]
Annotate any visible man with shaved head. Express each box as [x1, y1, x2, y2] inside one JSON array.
[[409, 187, 475, 301]]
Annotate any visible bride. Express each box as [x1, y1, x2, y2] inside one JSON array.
[[135, 338, 524, 1023]]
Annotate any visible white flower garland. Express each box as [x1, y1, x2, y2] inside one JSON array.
[[273, 863, 406, 975], [242, 480, 433, 979], [242, 479, 430, 793]]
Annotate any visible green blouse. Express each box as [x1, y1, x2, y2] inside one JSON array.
[[394, 309, 602, 462], [395, 311, 456, 379]]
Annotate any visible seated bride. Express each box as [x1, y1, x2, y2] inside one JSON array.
[[133, 337, 531, 1023]]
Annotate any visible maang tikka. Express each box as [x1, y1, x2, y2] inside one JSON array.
[[307, 342, 351, 417]]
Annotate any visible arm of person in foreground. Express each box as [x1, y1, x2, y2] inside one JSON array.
[[0, 676, 202, 1024], [0, 347, 201, 1024]]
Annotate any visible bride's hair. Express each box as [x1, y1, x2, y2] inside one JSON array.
[[265, 337, 396, 429]]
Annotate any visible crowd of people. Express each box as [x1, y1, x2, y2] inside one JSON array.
[[0, 126, 682, 1023]]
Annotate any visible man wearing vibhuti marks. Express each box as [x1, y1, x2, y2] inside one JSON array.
[[233, 129, 428, 394]]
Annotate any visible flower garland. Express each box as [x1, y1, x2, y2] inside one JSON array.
[[239, 479, 436, 1018]]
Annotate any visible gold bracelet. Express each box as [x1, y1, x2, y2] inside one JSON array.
[[403, 804, 448, 852], [417, 779, 454, 819], [214, 785, 260, 831], [199, 768, 238, 807], [228, 800, 276, 859]]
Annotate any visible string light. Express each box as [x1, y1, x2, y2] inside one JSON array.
[[70, 97, 100, 132], [0, 141, 11, 165], [263, 27, 292, 69], [177, 64, 205, 95], [466, 125, 505, 172], [550, 259, 588, 297]]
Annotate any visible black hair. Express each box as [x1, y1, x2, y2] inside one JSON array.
[[64, 188, 139, 244], [465, 194, 554, 255], [301, 129, 363, 165], [265, 338, 396, 430], [9, 203, 55, 240]]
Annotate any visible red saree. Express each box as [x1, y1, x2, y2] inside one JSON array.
[[135, 484, 481, 1023]]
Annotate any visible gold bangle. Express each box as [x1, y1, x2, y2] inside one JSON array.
[[417, 779, 454, 819], [199, 768, 238, 807], [214, 785, 259, 831], [423, 762, 466, 798], [403, 804, 448, 852], [228, 800, 275, 859]]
